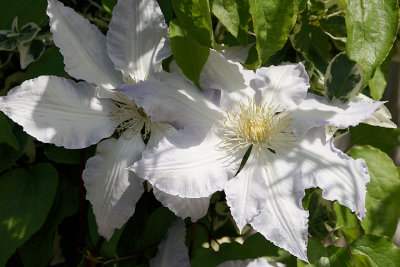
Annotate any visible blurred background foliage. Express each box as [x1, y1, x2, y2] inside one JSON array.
[[1, 0, 400, 266]]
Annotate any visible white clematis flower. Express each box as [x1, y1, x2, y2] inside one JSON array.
[[217, 258, 285, 267], [0, 0, 209, 240], [117, 50, 383, 261]]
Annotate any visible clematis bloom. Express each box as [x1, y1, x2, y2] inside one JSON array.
[[117, 50, 383, 261], [0, 0, 209, 239]]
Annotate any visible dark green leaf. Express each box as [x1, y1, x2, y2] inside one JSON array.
[[19, 178, 78, 267], [350, 124, 400, 154], [249, 0, 296, 64], [172, 0, 212, 47], [290, 18, 331, 73], [346, 0, 399, 86], [17, 23, 40, 44], [305, 189, 336, 240], [87, 207, 124, 259], [0, 123, 27, 173], [320, 16, 346, 41], [348, 146, 400, 237], [0, 163, 58, 266], [351, 235, 400, 267], [0, 1, 47, 29], [325, 52, 363, 101], [0, 113, 19, 150], [0, 32, 17, 51], [143, 206, 175, 247], [243, 233, 279, 257], [211, 0, 250, 45], [156, 0, 174, 25], [17, 39, 45, 69], [298, 238, 352, 267], [169, 19, 209, 88], [102, 0, 117, 14], [44, 145, 81, 165], [22, 46, 68, 81]]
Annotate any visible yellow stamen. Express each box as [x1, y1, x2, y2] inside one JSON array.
[[220, 98, 296, 156]]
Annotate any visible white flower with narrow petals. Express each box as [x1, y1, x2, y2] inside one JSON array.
[[117, 50, 384, 261], [0, 0, 210, 240]]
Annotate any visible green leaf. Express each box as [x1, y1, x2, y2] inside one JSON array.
[[22, 46, 69, 81], [211, 0, 250, 45], [320, 15, 346, 41], [369, 50, 393, 100], [0, 113, 19, 150], [348, 146, 400, 237], [0, 163, 58, 266], [102, 0, 117, 14], [191, 242, 258, 267], [17, 39, 45, 69], [0, 31, 17, 51], [17, 22, 40, 44], [169, 19, 209, 88], [351, 235, 400, 267], [333, 202, 361, 243], [353, 254, 373, 267], [290, 18, 331, 73], [87, 207, 124, 259], [0, 123, 27, 173], [298, 238, 352, 267], [305, 189, 336, 240], [19, 178, 78, 267], [345, 0, 399, 86], [249, 0, 296, 64], [44, 145, 81, 165], [142, 206, 175, 247], [157, 0, 174, 25], [0, 1, 47, 29], [350, 124, 400, 154], [325, 52, 363, 101], [172, 0, 212, 47]]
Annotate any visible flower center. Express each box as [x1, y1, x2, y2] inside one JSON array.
[[110, 93, 150, 137], [220, 98, 296, 154]]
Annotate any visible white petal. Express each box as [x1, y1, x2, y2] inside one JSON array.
[[0, 76, 118, 149], [153, 186, 210, 221], [150, 219, 190, 267], [117, 74, 224, 129], [47, 0, 123, 90], [255, 63, 309, 110], [106, 0, 169, 81], [250, 153, 309, 262], [201, 49, 255, 110], [220, 45, 251, 63], [291, 93, 384, 137], [82, 132, 145, 239], [354, 94, 397, 128], [131, 125, 242, 198], [294, 127, 369, 220], [217, 258, 285, 267], [225, 151, 271, 231], [147, 122, 178, 149]]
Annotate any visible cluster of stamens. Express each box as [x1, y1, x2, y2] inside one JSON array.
[[110, 93, 151, 138], [220, 98, 296, 156]]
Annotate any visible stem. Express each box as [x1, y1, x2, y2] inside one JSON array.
[[78, 149, 86, 260], [189, 222, 197, 258], [86, 237, 105, 267], [208, 203, 216, 247]]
